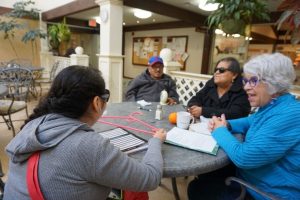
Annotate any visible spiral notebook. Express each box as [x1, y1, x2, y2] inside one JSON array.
[[99, 128, 148, 154]]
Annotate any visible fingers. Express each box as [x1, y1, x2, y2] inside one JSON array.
[[221, 114, 226, 122], [153, 129, 167, 142]]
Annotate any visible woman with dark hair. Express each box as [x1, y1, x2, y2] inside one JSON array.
[[3, 66, 166, 200], [187, 57, 251, 119]]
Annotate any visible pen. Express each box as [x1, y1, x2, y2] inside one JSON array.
[[138, 107, 152, 112]]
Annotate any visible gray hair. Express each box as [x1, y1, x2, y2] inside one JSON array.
[[243, 53, 296, 95]]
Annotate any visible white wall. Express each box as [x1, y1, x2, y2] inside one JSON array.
[[124, 27, 205, 78]]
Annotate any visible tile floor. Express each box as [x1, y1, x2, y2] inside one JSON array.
[[0, 92, 191, 200]]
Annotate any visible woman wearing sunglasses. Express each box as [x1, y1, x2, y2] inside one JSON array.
[[4, 66, 166, 200], [205, 53, 300, 199], [187, 57, 251, 119]]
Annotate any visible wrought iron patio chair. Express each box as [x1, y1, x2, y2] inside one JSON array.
[[8, 58, 32, 68], [225, 177, 281, 200], [0, 67, 33, 137], [34, 61, 59, 96]]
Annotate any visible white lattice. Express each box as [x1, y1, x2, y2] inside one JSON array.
[[53, 56, 71, 75], [169, 71, 212, 106]]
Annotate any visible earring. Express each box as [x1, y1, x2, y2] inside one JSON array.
[[232, 79, 234, 83]]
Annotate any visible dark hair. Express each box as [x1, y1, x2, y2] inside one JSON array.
[[22, 65, 106, 128], [216, 57, 242, 75]]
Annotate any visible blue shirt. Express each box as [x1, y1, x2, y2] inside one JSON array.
[[212, 93, 300, 200]]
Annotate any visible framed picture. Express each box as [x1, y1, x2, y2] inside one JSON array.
[[165, 36, 188, 70], [132, 37, 163, 66]]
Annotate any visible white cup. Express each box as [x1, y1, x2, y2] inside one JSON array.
[[177, 111, 194, 129]]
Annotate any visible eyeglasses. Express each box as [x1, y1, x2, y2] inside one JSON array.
[[100, 89, 110, 102], [242, 76, 261, 88], [214, 67, 231, 74]]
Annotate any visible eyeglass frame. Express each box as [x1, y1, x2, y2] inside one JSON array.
[[100, 89, 110, 102], [214, 67, 233, 74], [242, 76, 263, 88]]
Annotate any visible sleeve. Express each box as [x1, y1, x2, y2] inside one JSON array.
[[125, 79, 139, 102], [167, 79, 179, 102], [228, 115, 253, 134], [212, 113, 300, 169], [92, 137, 163, 191], [187, 89, 205, 107], [201, 92, 251, 119]]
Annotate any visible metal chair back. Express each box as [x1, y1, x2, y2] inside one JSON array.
[[0, 67, 33, 101]]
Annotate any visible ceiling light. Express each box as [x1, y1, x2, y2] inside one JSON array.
[[198, 0, 219, 12], [215, 29, 224, 34], [232, 34, 241, 38], [123, 22, 126, 26], [134, 9, 152, 19]]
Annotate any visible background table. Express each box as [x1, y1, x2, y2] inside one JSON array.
[[93, 102, 231, 200]]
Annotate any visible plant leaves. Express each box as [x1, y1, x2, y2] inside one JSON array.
[[276, 10, 293, 30]]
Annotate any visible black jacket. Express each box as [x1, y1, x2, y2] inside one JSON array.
[[187, 76, 250, 119], [125, 69, 179, 102]]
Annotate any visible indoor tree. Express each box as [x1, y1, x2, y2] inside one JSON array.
[[0, 0, 46, 60], [206, 0, 270, 36]]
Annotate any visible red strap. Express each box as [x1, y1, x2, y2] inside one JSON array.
[[26, 152, 45, 200], [123, 191, 149, 200]]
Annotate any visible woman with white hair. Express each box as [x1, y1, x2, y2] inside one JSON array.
[[205, 53, 300, 199]]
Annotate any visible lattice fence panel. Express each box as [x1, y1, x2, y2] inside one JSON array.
[[173, 77, 208, 106]]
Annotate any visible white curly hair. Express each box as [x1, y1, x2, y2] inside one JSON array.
[[243, 53, 296, 95]]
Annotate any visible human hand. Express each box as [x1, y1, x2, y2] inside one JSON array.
[[188, 106, 202, 118], [167, 98, 177, 105], [209, 114, 228, 132], [153, 129, 167, 142]]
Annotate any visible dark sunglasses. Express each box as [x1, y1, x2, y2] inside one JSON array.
[[100, 89, 110, 102], [214, 67, 231, 74], [242, 76, 260, 88]]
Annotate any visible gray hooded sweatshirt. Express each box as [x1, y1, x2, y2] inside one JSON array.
[[4, 114, 163, 200]]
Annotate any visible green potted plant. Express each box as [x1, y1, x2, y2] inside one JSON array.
[[207, 0, 270, 36], [47, 18, 71, 56]]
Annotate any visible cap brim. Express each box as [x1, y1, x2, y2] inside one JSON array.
[[149, 61, 163, 66]]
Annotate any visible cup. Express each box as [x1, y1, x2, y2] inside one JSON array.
[[177, 111, 194, 129]]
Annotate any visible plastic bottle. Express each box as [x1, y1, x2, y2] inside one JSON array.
[[160, 90, 168, 105], [155, 105, 163, 120]]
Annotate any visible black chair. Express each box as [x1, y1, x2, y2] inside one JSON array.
[[0, 67, 33, 136], [34, 61, 59, 96], [225, 177, 281, 200], [0, 160, 4, 200]]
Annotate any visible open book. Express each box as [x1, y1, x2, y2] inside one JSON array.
[[166, 127, 219, 155], [99, 128, 148, 154]]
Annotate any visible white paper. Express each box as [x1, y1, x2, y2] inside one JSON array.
[[166, 127, 218, 154], [189, 122, 211, 135], [137, 100, 152, 107]]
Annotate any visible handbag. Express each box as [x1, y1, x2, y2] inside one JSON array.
[[26, 151, 45, 200]]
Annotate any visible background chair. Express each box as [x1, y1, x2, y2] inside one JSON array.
[[8, 58, 32, 68], [34, 61, 59, 96], [0, 160, 4, 200], [225, 177, 281, 200], [0, 67, 33, 137]]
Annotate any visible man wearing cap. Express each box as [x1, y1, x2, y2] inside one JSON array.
[[125, 56, 179, 105]]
